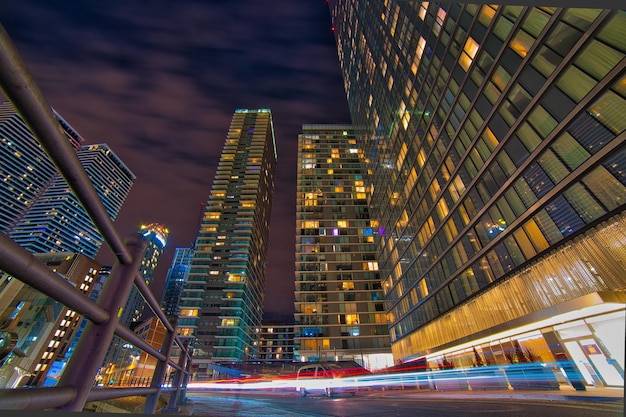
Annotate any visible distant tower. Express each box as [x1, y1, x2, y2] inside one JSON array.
[[120, 223, 170, 329], [102, 223, 169, 373], [294, 124, 393, 370], [160, 247, 194, 318], [180, 109, 277, 372]]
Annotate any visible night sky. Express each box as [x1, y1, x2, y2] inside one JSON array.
[[0, 1, 351, 318]]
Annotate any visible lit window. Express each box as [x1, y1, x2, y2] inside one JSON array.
[[434, 8, 446, 36], [396, 142, 408, 169], [510, 29, 534, 58], [227, 274, 242, 282], [337, 220, 348, 228], [418, 278, 429, 297], [303, 221, 319, 228], [419, 2, 429, 20], [180, 309, 198, 317], [459, 37, 479, 71], [478, 5, 497, 26]]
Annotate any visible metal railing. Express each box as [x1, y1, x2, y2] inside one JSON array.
[[0, 23, 192, 413]]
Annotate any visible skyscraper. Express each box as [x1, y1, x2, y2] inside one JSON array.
[[120, 223, 170, 329], [1, 100, 135, 258], [0, 101, 82, 234], [294, 124, 393, 370], [329, 2, 625, 388], [102, 223, 169, 372], [0, 101, 136, 386], [8, 143, 135, 258], [160, 247, 194, 318], [180, 109, 277, 374]]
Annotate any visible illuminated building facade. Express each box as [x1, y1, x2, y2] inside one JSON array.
[[0, 101, 82, 234], [180, 109, 277, 371], [294, 125, 393, 370], [7, 141, 135, 258], [0, 253, 100, 388], [329, 1, 625, 387]]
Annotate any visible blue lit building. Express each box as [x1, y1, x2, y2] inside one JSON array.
[[0, 101, 82, 234], [161, 247, 194, 318], [1, 101, 135, 258], [8, 143, 135, 258]]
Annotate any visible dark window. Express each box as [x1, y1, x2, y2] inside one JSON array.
[[567, 112, 615, 155], [518, 66, 547, 96], [603, 147, 626, 186], [544, 195, 585, 237], [504, 135, 530, 167], [523, 163, 554, 198], [541, 86, 576, 122]]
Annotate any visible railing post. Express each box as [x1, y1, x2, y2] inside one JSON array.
[[55, 233, 148, 412], [163, 338, 190, 412], [177, 343, 193, 406], [143, 316, 178, 414]]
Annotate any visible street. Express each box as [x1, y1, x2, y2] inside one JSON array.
[[185, 390, 624, 417]]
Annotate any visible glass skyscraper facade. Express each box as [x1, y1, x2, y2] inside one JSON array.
[[329, 2, 625, 387], [295, 124, 393, 370], [8, 143, 135, 258], [180, 109, 277, 372], [161, 247, 194, 317], [0, 101, 82, 234], [1, 100, 135, 258]]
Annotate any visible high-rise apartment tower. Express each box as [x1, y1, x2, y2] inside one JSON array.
[[294, 124, 393, 370], [180, 109, 277, 374]]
